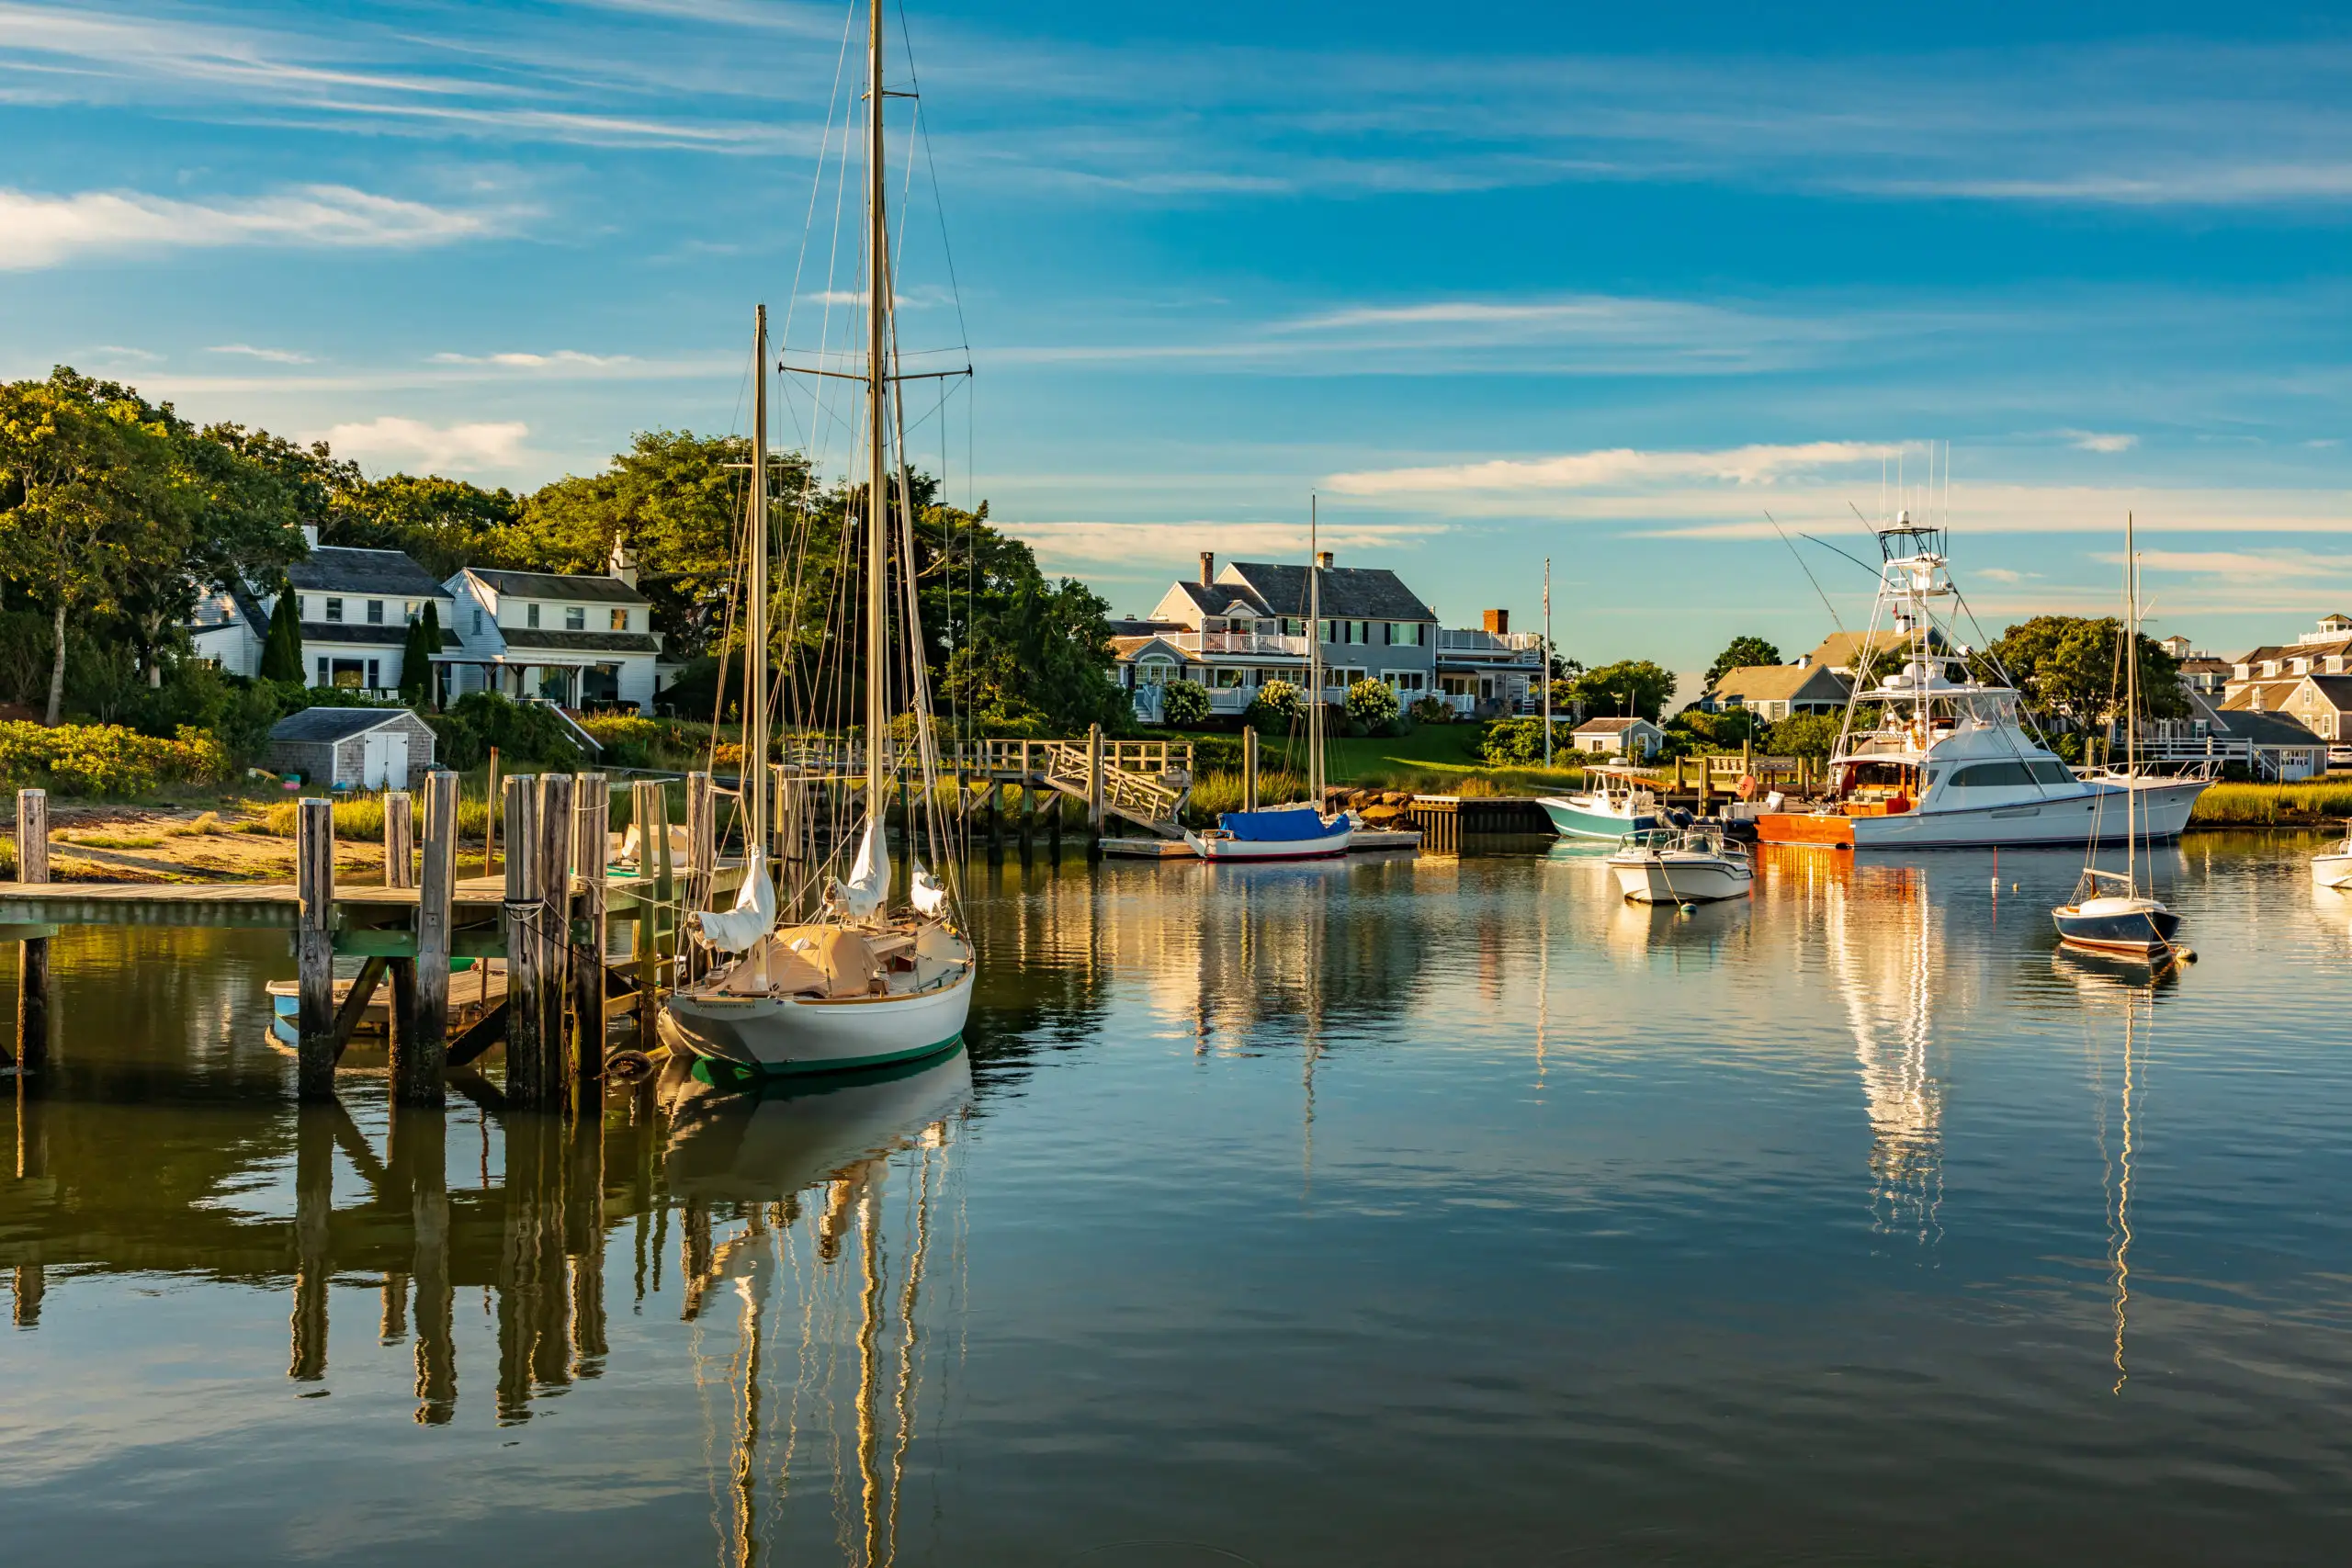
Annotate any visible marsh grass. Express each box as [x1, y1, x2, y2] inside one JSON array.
[[69, 834, 164, 850], [2192, 780, 2352, 825]]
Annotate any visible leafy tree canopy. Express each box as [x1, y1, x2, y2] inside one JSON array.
[[1569, 659, 1676, 722], [1978, 615, 2186, 730], [1704, 635, 1782, 694]]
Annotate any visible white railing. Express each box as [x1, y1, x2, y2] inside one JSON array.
[[1176, 630, 1309, 656], [1437, 629, 1545, 653]]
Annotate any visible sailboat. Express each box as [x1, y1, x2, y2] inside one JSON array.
[[2053, 514, 2184, 963], [659, 3, 975, 1077], [1183, 497, 1354, 862]]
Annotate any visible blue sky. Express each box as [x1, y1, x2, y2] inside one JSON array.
[[4, 1, 2351, 683]]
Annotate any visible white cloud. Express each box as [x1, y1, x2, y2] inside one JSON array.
[[0, 185, 497, 269], [999, 517, 1448, 570], [1324, 441, 1894, 498], [1976, 568, 2040, 582], [323, 417, 532, 476], [2095, 547, 2352, 580], [427, 350, 634, 367], [206, 343, 313, 364], [2061, 429, 2138, 453]]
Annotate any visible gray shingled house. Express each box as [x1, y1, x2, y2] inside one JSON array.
[[267, 707, 437, 790]]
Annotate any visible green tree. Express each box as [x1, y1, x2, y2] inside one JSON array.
[[259, 588, 305, 682], [331, 472, 524, 579], [1766, 710, 1845, 760], [1704, 635, 1781, 695], [398, 606, 435, 706], [1569, 659, 1676, 722], [1979, 615, 2185, 733]]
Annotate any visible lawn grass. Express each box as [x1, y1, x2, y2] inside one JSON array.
[[1170, 723, 1595, 795]]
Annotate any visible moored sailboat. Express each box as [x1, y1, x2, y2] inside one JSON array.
[[659, 5, 974, 1077]]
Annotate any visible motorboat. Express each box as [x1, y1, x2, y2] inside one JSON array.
[[1539, 764, 1658, 840], [1184, 800, 1354, 861], [1606, 826, 1754, 904], [2312, 825, 2352, 889], [1755, 511, 2214, 849]]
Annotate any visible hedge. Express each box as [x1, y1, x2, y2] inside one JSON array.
[[0, 721, 232, 796]]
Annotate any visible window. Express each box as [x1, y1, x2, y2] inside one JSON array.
[[565, 605, 585, 631], [315, 656, 329, 686], [610, 608, 628, 631], [324, 597, 344, 623], [1385, 671, 1427, 693], [404, 600, 420, 624], [527, 603, 541, 628], [1391, 622, 1423, 647], [1283, 617, 1306, 637], [1947, 760, 2075, 788], [1215, 668, 1247, 688], [472, 606, 484, 636], [366, 600, 384, 625], [366, 659, 380, 689]]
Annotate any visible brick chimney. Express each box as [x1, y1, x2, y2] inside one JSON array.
[[1482, 608, 1510, 636], [1199, 551, 1215, 585], [1317, 550, 1333, 570]]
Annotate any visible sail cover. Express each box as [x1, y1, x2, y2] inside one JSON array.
[[1217, 807, 1351, 842], [835, 819, 890, 919], [695, 846, 777, 953], [910, 860, 948, 918]]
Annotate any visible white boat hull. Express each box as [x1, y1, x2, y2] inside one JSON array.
[[1608, 855, 1753, 904], [1182, 827, 1353, 861], [660, 965, 974, 1077], [1765, 777, 2209, 849], [2313, 852, 2352, 888]]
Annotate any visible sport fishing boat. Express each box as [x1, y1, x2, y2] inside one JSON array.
[[659, 6, 973, 1077], [1184, 497, 1355, 861], [1756, 510, 2215, 850], [1538, 764, 1658, 840], [2053, 513, 2186, 963], [2311, 825, 2352, 889], [1606, 825, 1754, 904]]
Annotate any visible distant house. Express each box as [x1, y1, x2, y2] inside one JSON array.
[[1571, 716, 1664, 760], [2147, 687, 2331, 780], [188, 531, 458, 696], [267, 706, 437, 791], [1114, 551, 1440, 722], [1712, 663, 1850, 722], [443, 546, 662, 713], [1435, 608, 1547, 718]]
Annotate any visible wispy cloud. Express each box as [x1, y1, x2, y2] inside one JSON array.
[[2061, 429, 2138, 453], [207, 343, 313, 364], [999, 517, 1449, 571], [0, 185, 499, 269], [427, 349, 634, 367], [323, 416, 534, 476], [1326, 441, 1894, 498]]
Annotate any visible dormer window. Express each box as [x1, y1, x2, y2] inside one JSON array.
[[527, 603, 541, 628], [2292, 658, 2309, 674], [565, 605, 585, 631]]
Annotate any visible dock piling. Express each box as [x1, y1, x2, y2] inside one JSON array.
[[503, 776, 545, 1108], [571, 773, 608, 1086], [536, 773, 575, 1097], [295, 798, 337, 1101], [14, 788, 49, 1080], [1242, 727, 1258, 812], [1086, 723, 1105, 861], [629, 780, 665, 1027], [398, 772, 457, 1106], [382, 791, 418, 1089]]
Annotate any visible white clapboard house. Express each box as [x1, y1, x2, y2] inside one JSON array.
[[442, 547, 663, 713]]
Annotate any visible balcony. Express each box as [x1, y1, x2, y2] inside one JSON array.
[[1174, 630, 1309, 656], [1437, 629, 1545, 662]]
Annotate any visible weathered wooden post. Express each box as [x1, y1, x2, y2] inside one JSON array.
[[381, 790, 418, 1084], [503, 775, 544, 1108], [684, 772, 714, 986], [536, 772, 574, 1095], [1086, 722, 1105, 860], [289, 1103, 334, 1379], [571, 773, 608, 1086], [1242, 726, 1259, 813], [485, 746, 502, 874], [295, 798, 337, 1101], [396, 772, 457, 1106], [15, 788, 49, 1079], [1018, 743, 1036, 862], [987, 773, 1005, 862], [1046, 786, 1064, 859], [629, 780, 665, 1026], [393, 1105, 455, 1424]]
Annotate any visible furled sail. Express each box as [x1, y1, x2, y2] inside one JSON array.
[[695, 846, 777, 953], [910, 860, 948, 918], [834, 819, 889, 920]]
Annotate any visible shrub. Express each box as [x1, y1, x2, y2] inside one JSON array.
[[1159, 679, 1211, 726], [1247, 680, 1304, 731], [1344, 679, 1400, 730], [1408, 694, 1453, 725], [442, 691, 583, 770], [580, 713, 664, 768], [0, 721, 232, 796], [1182, 769, 1308, 825], [1763, 711, 1844, 761], [1477, 716, 1573, 766]]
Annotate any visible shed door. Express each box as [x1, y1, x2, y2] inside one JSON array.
[[382, 731, 409, 790], [360, 732, 387, 789]]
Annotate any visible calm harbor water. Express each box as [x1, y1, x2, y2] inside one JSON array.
[[4, 831, 2351, 1565]]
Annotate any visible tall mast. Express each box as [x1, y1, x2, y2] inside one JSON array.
[[2125, 510, 2137, 883], [1542, 558, 1552, 767], [750, 304, 770, 854], [1308, 495, 1323, 803], [864, 0, 889, 826]]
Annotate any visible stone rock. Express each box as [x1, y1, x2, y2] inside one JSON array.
[[1360, 803, 1407, 825]]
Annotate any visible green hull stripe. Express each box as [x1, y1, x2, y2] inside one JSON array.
[[689, 1033, 966, 1086]]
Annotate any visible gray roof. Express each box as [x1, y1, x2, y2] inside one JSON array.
[[1166, 581, 1273, 618], [269, 706, 419, 742], [2217, 709, 2325, 747], [1575, 716, 1657, 733], [300, 623, 461, 649], [467, 568, 649, 605], [287, 547, 453, 599], [1222, 563, 1437, 622], [499, 627, 662, 655]]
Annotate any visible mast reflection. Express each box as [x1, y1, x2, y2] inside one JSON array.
[[1826, 863, 1946, 1249]]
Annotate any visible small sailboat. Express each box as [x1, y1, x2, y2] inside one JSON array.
[[1606, 825, 1754, 905], [1184, 497, 1353, 862], [659, 6, 974, 1077], [1538, 764, 1658, 840], [2054, 514, 2184, 963]]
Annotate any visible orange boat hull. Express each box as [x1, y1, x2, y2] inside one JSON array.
[[1755, 813, 1856, 847]]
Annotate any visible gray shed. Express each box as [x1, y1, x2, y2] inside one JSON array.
[[268, 707, 437, 790]]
